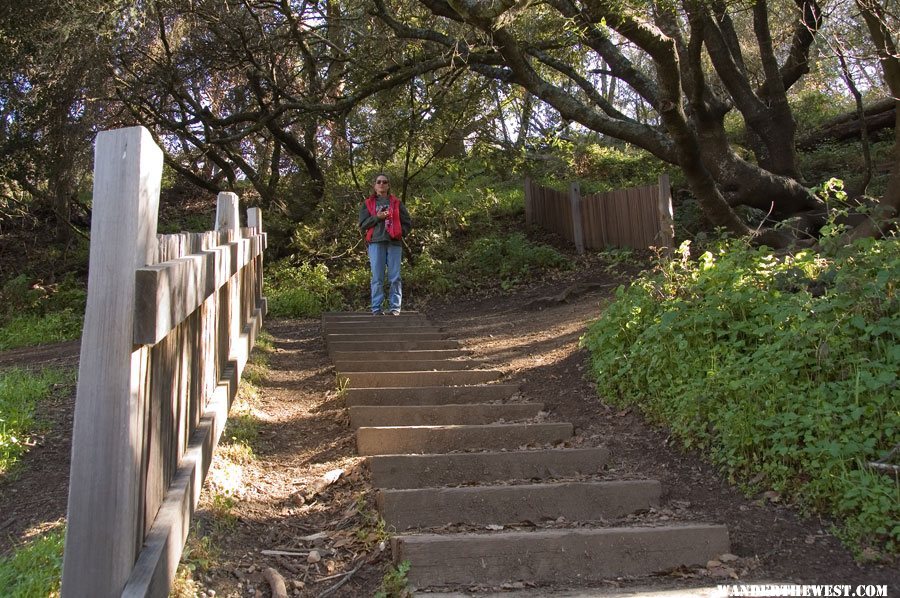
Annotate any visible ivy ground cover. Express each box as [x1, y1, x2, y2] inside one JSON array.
[[582, 237, 899, 555]]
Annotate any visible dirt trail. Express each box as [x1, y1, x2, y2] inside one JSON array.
[[0, 260, 896, 596]]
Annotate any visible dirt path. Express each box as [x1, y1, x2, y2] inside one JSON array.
[[0, 259, 896, 596], [0, 339, 80, 369]]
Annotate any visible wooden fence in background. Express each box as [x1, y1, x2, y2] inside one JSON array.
[[62, 126, 267, 597], [524, 176, 674, 254]]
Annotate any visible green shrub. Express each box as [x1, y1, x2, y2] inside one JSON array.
[[0, 275, 45, 314], [0, 274, 85, 350], [455, 233, 571, 291], [0, 525, 65, 596], [0, 368, 73, 473], [800, 139, 894, 200], [375, 560, 411, 598], [406, 249, 455, 297], [571, 144, 670, 192], [0, 274, 86, 318], [581, 237, 900, 555], [265, 261, 344, 317]]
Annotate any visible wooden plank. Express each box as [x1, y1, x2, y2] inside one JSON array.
[[185, 309, 202, 450], [626, 187, 641, 248], [570, 182, 584, 255], [247, 207, 266, 313], [528, 177, 673, 252], [643, 184, 657, 247], [607, 190, 620, 247], [597, 192, 608, 248], [144, 326, 179, 536], [133, 235, 264, 345], [643, 183, 656, 247], [524, 178, 534, 226], [395, 525, 730, 587], [122, 292, 265, 597], [658, 173, 674, 253], [581, 194, 596, 250], [640, 186, 653, 247], [123, 360, 238, 597], [62, 125, 163, 597]]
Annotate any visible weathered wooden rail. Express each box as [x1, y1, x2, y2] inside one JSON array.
[[61, 126, 267, 597], [525, 176, 674, 254]]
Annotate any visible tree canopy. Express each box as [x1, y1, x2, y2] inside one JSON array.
[[0, 0, 897, 246]]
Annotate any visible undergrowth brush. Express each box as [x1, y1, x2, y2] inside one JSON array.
[[0, 275, 85, 350], [581, 236, 899, 556]]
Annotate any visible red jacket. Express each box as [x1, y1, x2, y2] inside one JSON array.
[[365, 195, 403, 242]]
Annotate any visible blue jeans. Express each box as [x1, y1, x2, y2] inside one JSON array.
[[368, 242, 402, 313]]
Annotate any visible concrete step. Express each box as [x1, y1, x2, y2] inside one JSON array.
[[349, 403, 544, 428], [335, 360, 485, 372], [344, 385, 520, 406], [328, 340, 460, 352], [356, 423, 573, 455], [326, 332, 449, 343], [331, 349, 471, 362], [368, 447, 610, 489], [392, 524, 730, 588], [379, 480, 660, 530], [338, 370, 502, 388]]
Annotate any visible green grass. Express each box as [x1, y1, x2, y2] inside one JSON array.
[[0, 525, 65, 597], [581, 235, 900, 556], [0, 311, 82, 351], [0, 274, 85, 350], [0, 368, 73, 474]]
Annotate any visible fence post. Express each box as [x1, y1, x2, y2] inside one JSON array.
[[215, 192, 243, 376], [215, 191, 240, 235], [569, 182, 585, 255], [247, 207, 266, 314], [657, 174, 674, 255], [62, 126, 163, 597], [524, 177, 534, 227]]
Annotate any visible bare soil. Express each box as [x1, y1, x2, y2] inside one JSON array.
[[0, 256, 897, 597]]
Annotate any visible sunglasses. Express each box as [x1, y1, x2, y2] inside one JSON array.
[[375, 179, 389, 184]]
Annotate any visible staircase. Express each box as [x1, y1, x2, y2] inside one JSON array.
[[322, 312, 729, 590]]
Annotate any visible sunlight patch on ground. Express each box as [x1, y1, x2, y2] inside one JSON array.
[[206, 456, 246, 497], [20, 517, 65, 543]]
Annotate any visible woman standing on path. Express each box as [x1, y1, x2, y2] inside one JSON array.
[[358, 174, 413, 315]]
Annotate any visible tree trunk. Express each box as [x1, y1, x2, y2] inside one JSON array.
[[844, 0, 900, 241], [514, 91, 533, 151], [798, 101, 895, 149]]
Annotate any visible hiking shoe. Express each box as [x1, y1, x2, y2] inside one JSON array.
[[372, 310, 384, 316], [389, 309, 400, 316]]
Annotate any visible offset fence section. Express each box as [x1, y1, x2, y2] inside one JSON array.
[[62, 126, 267, 597], [525, 176, 674, 253]]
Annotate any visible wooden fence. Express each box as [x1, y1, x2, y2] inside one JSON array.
[[524, 175, 674, 254], [61, 126, 267, 597]]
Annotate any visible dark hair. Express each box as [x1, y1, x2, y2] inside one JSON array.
[[373, 173, 390, 184]]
